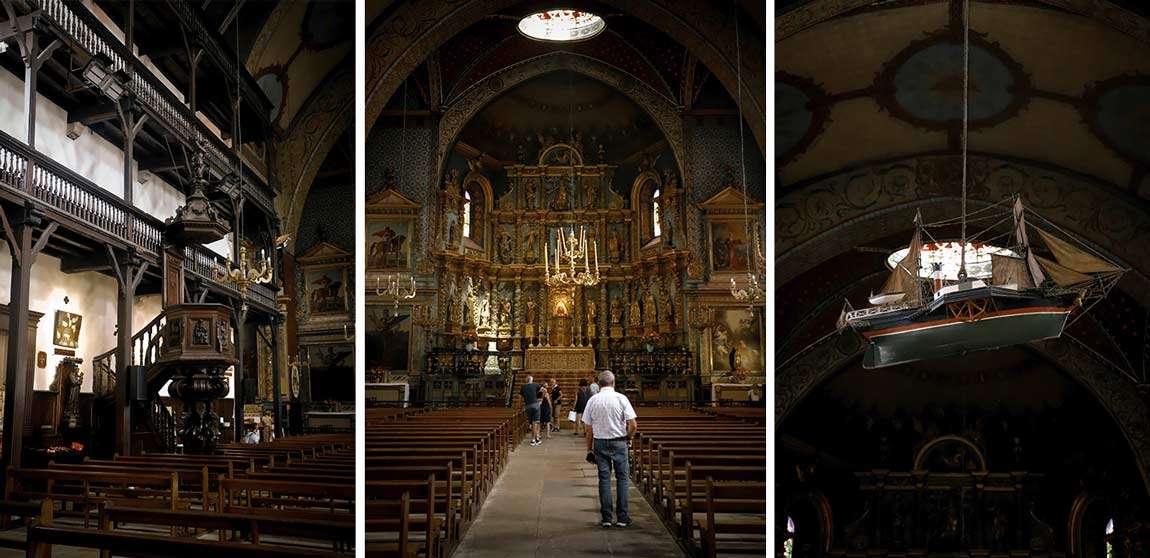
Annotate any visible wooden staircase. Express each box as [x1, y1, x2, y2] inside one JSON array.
[[91, 313, 176, 454]]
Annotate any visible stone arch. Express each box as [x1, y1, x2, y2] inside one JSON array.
[[364, 0, 764, 152], [776, 331, 1150, 496], [274, 64, 354, 247], [775, 153, 1150, 304], [433, 52, 687, 187]]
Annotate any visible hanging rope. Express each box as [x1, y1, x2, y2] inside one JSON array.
[[734, 3, 749, 242], [958, 0, 970, 281]]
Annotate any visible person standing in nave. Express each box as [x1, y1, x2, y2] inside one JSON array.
[[583, 370, 638, 528], [521, 375, 543, 446], [539, 380, 554, 440], [574, 378, 591, 436], [549, 378, 563, 433]]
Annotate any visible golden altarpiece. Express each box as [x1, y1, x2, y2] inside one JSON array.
[[412, 139, 697, 403]]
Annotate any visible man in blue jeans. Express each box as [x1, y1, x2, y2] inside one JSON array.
[[582, 370, 638, 527]]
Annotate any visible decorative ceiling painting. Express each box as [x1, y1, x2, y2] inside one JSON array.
[[1083, 75, 1150, 166], [775, 72, 829, 164], [875, 32, 1030, 130]]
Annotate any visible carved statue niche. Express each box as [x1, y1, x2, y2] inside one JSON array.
[[523, 226, 539, 264], [526, 299, 537, 327], [524, 180, 538, 209], [583, 178, 600, 209], [498, 228, 515, 264], [550, 182, 571, 211], [660, 170, 679, 245], [586, 300, 598, 338], [607, 227, 623, 263], [642, 284, 657, 326]]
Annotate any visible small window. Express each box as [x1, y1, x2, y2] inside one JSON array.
[[652, 187, 662, 237], [463, 190, 472, 238]]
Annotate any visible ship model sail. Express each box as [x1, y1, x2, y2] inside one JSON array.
[[839, 198, 1125, 369]]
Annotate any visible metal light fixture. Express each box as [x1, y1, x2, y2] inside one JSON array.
[[82, 54, 129, 101], [376, 273, 416, 308], [544, 224, 600, 287], [215, 245, 273, 294]]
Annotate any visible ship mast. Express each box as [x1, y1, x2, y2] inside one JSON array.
[[957, 0, 971, 282]]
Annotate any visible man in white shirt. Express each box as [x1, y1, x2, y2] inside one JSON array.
[[582, 370, 637, 528]]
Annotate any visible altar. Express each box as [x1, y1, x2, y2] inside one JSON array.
[[524, 346, 595, 374]]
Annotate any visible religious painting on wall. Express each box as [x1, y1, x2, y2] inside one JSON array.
[[305, 267, 348, 315], [709, 221, 754, 272], [710, 308, 763, 374], [367, 217, 413, 270], [53, 310, 82, 349], [306, 343, 354, 402], [367, 307, 411, 373]]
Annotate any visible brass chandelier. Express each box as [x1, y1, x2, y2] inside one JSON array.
[[544, 224, 600, 287], [728, 5, 764, 306]]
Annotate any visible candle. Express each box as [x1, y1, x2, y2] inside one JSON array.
[[593, 240, 599, 274], [544, 236, 549, 276]]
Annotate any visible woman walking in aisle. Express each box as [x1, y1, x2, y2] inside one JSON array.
[[574, 379, 591, 436], [539, 381, 554, 439], [550, 378, 563, 433]]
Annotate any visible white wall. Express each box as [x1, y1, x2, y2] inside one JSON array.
[[0, 248, 162, 392]]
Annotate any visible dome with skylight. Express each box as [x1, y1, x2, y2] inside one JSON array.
[[517, 9, 605, 42]]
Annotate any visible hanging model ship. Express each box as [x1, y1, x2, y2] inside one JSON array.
[[838, 198, 1126, 368]]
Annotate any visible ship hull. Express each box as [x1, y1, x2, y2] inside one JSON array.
[[860, 304, 1071, 369]]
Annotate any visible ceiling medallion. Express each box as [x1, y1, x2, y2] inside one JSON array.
[[518, 9, 606, 43], [874, 31, 1030, 131], [775, 72, 829, 164], [1082, 75, 1150, 166]]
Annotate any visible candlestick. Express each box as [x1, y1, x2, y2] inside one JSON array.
[[544, 235, 549, 276]]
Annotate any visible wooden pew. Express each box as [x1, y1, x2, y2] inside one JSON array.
[[693, 478, 766, 558]]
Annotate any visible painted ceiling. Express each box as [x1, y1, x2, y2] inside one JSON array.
[[245, 0, 354, 132]]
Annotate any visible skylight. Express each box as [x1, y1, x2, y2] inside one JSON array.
[[517, 9, 605, 43]]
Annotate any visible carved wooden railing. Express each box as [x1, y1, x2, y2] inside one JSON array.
[[0, 128, 163, 256], [167, 0, 270, 117], [92, 312, 165, 398], [27, 0, 276, 215], [145, 392, 176, 453]]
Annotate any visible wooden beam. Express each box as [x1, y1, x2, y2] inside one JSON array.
[[68, 102, 120, 126], [60, 252, 113, 274]]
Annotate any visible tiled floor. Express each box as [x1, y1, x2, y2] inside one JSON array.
[[452, 430, 686, 558]]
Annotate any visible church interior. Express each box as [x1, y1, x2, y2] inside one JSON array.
[[0, 0, 354, 553], [365, 2, 767, 557], [776, 0, 1150, 556]]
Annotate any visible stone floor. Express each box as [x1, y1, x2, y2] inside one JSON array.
[[452, 427, 686, 558]]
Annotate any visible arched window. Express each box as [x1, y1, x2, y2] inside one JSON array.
[[462, 190, 473, 238], [784, 516, 795, 558], [652, 187, 662, 238], [1106, 518, 1115, 558]]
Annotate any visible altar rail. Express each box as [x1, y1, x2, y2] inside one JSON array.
[[607, 348, 693, 377], [27, 0, 275, 215]]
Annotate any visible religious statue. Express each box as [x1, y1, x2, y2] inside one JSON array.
[[517, 144, 527, 164], [586, 301, 598, 337], [525, 184, 537, 209], [523, 227, 539, 263], [477, 285, 491, 328], [642, 286, 657, 325], [610, 300, 623, 325], [607, 228, 623, 263], [597, 144, 606, 163], [628, 291, 642, 327], [583, 180, 599, 209], [442, 167, 461, 192], [661, 173, 678, 245], [500, 299, 512, 327], [550, 184, 571, 211], [661, 284, 676, 325], [464, 280, 477, 327], [498, 229, 514, 264], [526, 299, 537, 327]]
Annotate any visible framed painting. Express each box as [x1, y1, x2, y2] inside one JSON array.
[[709, 308, 763, 373], [53, 310, 82, 349], [305, 266, 348, 315], [306, 342, 354, 402], [366, 306, 411, 373], [709, 221, 754, 272], [366, 217, 414, 270]]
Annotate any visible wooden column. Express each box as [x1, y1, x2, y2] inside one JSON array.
[[270, 314, 283, 438], [12, 23, 60, 149], [232, 302, 246, 443], [117, 97, 148, 206], [108, 246, 148, 456], [0, 204, 57, 470]]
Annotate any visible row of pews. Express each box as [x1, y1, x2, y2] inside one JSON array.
[[631, 407, 766, 558], [2, 434, 354, 556], [365, 406, 524, 558]]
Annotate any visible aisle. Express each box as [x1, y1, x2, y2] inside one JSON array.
[[453, 427, 685, 558]]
